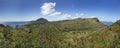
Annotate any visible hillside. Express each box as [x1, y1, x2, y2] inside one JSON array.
[[109, 20, 120, 47], [110, 20, 120, 32], [0, 18, 119, 48], [28, 18, 107, 32]]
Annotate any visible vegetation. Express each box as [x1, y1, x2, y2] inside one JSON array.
[[0, 18, 120, 48]]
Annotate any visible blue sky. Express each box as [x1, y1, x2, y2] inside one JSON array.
[[0, 0, 120, 22]]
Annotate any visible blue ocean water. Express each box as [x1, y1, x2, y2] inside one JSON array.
[[0, 22, 28, 27]]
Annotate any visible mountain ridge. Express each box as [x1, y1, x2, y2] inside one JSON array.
[[0, 18, 114, 27]]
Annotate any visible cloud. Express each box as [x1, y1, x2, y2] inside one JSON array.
[[76, 13, 85, 16], [40, 3, 119, 22], [40, 2, 84, 20], [61, 14, 72, 19], [41, 2, 61, 16], [89, 16, 97, 18], [50, 12, 61, 16]]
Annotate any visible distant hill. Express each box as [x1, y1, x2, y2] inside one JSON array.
[[30, 18, 49, 24], [28, 18, 108, 32]]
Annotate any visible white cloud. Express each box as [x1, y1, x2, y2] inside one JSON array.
[[50, 12, 61, 16], [41, 2, 61, 16], [75, 13, 85, 18], [89, 16, 97, 18], [61, 14, 72, 19], [77, 13, 85, 16], [40, 2, 84, 20], [40, 2, 118, 22]]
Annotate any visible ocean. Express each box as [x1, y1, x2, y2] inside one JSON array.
[[0, 22, 28, 27]]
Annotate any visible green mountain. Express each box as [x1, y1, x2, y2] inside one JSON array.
[[28, 18, 107, 32], [0, 18, 119, 48], [52, 18, 108, 33], [30, 18, 49, 24]]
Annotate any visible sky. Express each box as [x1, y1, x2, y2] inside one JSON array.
[[0, 0, 120, 22]]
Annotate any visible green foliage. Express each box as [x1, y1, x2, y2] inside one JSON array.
[[0, 18, 119, 48], [110, 20, 120, 48]]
